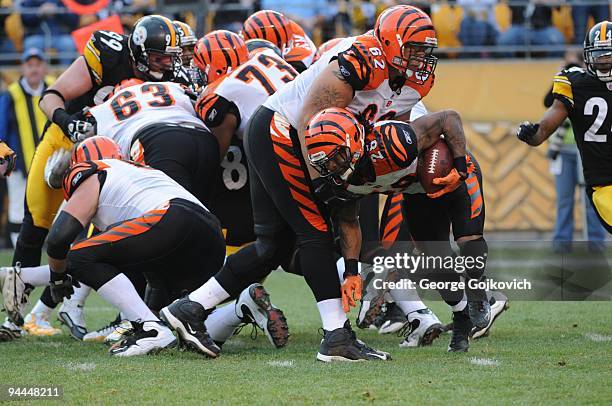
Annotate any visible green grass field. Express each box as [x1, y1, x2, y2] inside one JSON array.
[[1, 251, 611, 405]]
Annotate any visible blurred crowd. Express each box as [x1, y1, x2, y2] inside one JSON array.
[[0, 0, 610, 65]]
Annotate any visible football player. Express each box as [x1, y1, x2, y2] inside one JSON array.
[[173, 20, 196, 68], [160, 107, 390, 361], [241, 10, 317, 73], [9, 15, 185, 339], [4, 136, 226, 356], [517, 21, 612, 234], [195, 36, 297, 250]]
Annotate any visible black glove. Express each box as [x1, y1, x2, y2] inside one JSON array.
[[516, 121, 539, 144], [312, 177, 360, 209], [49, 272, 79, 303], [52, 108, 95, 143]]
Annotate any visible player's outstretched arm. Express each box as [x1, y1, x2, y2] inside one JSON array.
[[297, 61, 354, 178], [410, 109, 466, 158], [39, 57, 93, 119], [516, 99, 569, 146]]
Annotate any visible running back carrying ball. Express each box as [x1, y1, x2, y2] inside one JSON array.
[[417, 138, 452, 194]]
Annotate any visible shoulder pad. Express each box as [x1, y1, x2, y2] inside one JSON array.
[[552, 68, 585, 110], [195, 89, 240, 129], [336, 36, 386, 91], [83, 30, 129, 86], [62, 161, 107, 200]]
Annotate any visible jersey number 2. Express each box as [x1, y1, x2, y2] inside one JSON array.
[[584, 97, 609, 143]]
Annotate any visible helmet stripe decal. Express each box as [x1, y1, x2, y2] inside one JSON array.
[[269, 12, 290, 46], [92, 139, 103, 160], [401, 16, 427, 39], [601, 22, 607, 42], [409, 24, 436, 39], [396, 9, 421, 38], [161, 17, 177, 47]]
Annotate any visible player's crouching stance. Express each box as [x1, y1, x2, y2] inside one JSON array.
[[44, 137, 225, 356], [161, 107, 390, 362]]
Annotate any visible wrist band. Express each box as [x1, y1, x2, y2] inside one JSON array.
[[343, 258, 359, 278]]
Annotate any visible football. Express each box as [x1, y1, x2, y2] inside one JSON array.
[[417, 138, 452, 194]]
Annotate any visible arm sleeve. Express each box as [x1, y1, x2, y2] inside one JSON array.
[[195, 92, 241, 129], [551, 71, 574, 112], [336, 45, 372, 91]]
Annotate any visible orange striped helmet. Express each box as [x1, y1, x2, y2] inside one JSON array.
[[373, 121, 416, 169], [71, 136, 123, 166], [313, 37, 343, 62], [305, 108, 365, 184], [374, 5, 438, 85], [193, 30, 249, 87], [242, 10, 293, 53]]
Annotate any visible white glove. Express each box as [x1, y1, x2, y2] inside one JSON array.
[[44, 149, 71, 189]]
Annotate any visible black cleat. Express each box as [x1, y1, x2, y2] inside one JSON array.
[[160, 297, 220, 358], [316, 320, 391, 362], [448, 308, 472, 352], [468, 300, 491, 330], [472, 291, 509, 339]]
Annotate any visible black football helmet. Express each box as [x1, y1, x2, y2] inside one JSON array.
[[129, 15, 182, 81], [584, 21, 612, 83], [245, 39, 282, 58], [174, 20, 196, 67]]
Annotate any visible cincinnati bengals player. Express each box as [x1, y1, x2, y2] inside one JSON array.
[[86, 78, 220, 209], [263, 5, 467, 200], [313, 37, 344, 63], [161, 107, 391, 362], [518, 21, 612, 234], [241, 10, 317, 73], [195, 36, 298, 249], [21, 137, 225, 356], [307, 108, 496, 352]]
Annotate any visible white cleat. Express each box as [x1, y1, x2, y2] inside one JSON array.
[[58, 298, 87, 340], [399, 308, 444, 348], [0, 264, 28, 325], [109, 321, 176, 357], [104, 320, 133, 344], [235, 283, 289, 348], [0, 317, 24, 341]]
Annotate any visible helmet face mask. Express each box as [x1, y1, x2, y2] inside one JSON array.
[[129, 15, 183, 82], [397, 42, 437, 84], [584, 21, 612, 83]]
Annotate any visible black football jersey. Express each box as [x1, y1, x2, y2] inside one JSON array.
[[552, 67, 612, 186], [208, 137, 255, 248]]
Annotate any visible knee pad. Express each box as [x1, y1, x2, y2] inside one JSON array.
[[458, 237, 488, 280]]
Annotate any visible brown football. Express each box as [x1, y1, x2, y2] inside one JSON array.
[[417, 138, 452, 194]]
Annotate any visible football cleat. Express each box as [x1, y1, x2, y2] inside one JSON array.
[[58, 298, 87, 340], [83, 315, 123, 342], [23, 313, 62, 336], [468, 300, 491, 330], [398, 308, 444, 347], [377, 303, 408, 335], [448, 308, 472, 352], [472, 291, 509, 339], [104, 320, 133, 344], [316, 320, 391, 362], [109, 321, 176, 357], [356, 264, 399, 329], [235, 283, 289, 348], [0, 318, 23, 341], [0, 264, 28, 325], [160, 297, 220, 358]]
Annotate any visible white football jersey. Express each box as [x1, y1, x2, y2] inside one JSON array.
[[90, 159, 204, 230], [198, 49, 298, 138], [90, 82, 205, 156], [264, 34, 431, 128]]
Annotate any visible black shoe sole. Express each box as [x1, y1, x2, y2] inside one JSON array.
[[419, 323, 445, 346], [356, 294, 386, 329], [248, 285, 290, 348]]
